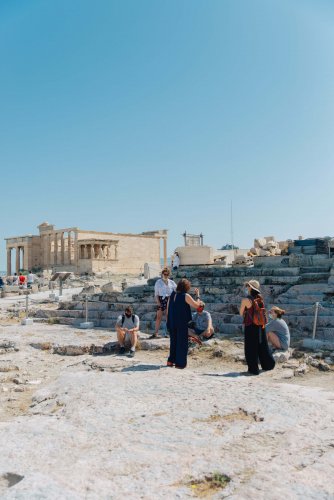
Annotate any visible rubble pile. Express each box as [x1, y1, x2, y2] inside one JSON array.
[[249, 236, 289, 257]]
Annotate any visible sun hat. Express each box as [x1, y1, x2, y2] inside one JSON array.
[[246, 280, 260, 292]]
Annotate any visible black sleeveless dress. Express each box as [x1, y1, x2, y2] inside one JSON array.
[[167, 291, 192, 368]]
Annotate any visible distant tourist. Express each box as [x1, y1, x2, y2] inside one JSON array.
[[18, 273, 26, 286], [115, 306, 139, 357], [188, 302, 214, 341], [266, 306, 290, 351], [172, 252, 180, 270], [151, 268, 176, 338], [12, 273, 19, 285], [166, 279, 204, 369], [0, 276, 4, 288], [239, 280, 275, 375], [27, 271, 35, 288]]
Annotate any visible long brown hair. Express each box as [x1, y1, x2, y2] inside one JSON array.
[[176, 278, 191, 293]]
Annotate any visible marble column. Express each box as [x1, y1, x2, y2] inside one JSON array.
[[22, 246, 28, 270], [7, 248, 11, 276], [16, 247, 20, 273], [54, 233, 58, 265], [47, 234, 51, 268], [67, 233, 72, 265], [163, 238, 167, 267], [74, 232, 78, 268], [60, 233, 65, 265]]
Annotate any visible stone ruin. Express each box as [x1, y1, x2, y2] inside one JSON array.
[[33, 253, 334, 343], [249, 236, 288, 257]]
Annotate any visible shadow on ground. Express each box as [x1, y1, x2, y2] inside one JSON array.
[[121, 364, 161, 372]]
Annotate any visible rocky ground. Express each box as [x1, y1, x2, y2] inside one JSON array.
[[0, 319, 333, 499]]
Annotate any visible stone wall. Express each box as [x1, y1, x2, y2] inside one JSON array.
[[78, 232, 161, 275], [35, 255, 334, 341]]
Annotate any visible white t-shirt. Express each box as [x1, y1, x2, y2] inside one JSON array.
[[154, 278, 176, 298], [173, 255, 180, 268], [116, 314, 139, 330], [27, 273, 35, 284]]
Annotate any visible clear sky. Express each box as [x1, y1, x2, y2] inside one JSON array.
[[1, 0, 333, 269]]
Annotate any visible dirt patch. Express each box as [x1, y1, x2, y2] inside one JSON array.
[[195, 408, 264, 424], [186, 472, 231, 497]]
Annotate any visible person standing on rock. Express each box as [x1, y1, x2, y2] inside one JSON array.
[[266, 306, 290, 351], [239, 280, 275, 375], [151, 268, 176, 339], [166, 279, 204, 369], [171, 252, 180, 271], [115, 306, 140, 357]]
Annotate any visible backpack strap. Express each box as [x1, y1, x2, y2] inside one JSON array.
[[122, 314, 136, 326]]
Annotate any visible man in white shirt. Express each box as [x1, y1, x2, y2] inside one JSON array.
[[27, 271, 35, 288], [151, 268, 176, 338]]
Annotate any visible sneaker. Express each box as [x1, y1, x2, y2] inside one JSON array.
[[119, 346, 126, 355], [128, 349, 135, 358]]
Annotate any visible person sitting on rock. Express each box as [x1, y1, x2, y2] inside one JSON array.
[[115, 306, 140, 357], [266, 306, 290, 351], [188, 303, 214, 341]]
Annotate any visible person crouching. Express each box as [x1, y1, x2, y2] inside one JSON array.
[[266, 306, 290, 351], [115, 306, 139, 358], [188, 302, 214, 341]]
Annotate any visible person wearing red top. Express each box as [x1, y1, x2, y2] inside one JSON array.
[[18, 273, 26, 285]]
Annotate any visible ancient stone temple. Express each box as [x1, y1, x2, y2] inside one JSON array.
[[5, 223, 168, 275]]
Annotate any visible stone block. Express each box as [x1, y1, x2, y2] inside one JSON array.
[[273, 350, 291, 363], [79, 322, 95, 329], [21, 318, 34, 326]]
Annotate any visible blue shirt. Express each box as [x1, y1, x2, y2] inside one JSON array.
[[192, 311, 211, 331]]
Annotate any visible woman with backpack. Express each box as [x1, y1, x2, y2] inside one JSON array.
[[239, 280, 275, 375]]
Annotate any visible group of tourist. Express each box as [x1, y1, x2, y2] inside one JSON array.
[[114, 268, 290, 374], [5, 271, 36, 288]]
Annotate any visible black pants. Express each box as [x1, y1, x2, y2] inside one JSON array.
[[244, 324, 275, 375]]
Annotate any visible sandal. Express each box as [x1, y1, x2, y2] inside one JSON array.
[[202, 333, 215, 341], [149, 334, 161, 339]]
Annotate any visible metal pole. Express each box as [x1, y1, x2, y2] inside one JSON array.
[[312, 302, 320, 340], [85, 296, 88, 323], [25, 295, 29, 319]]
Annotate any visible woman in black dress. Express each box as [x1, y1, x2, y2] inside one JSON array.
[[239, 280, 275, 375], [167, 279, 203, 369]]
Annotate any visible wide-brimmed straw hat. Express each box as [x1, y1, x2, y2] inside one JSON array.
[[246, 280, 260, 292]]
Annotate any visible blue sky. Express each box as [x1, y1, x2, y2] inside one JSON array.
[[1, 0, 333, 269]]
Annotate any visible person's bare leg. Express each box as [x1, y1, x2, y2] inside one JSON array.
[[130, 332, 137, 349], [116, 327, 126, 346], [267, 331, 281, 349], [154, 309, 163, 335], [202, 326, 214, 339]]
